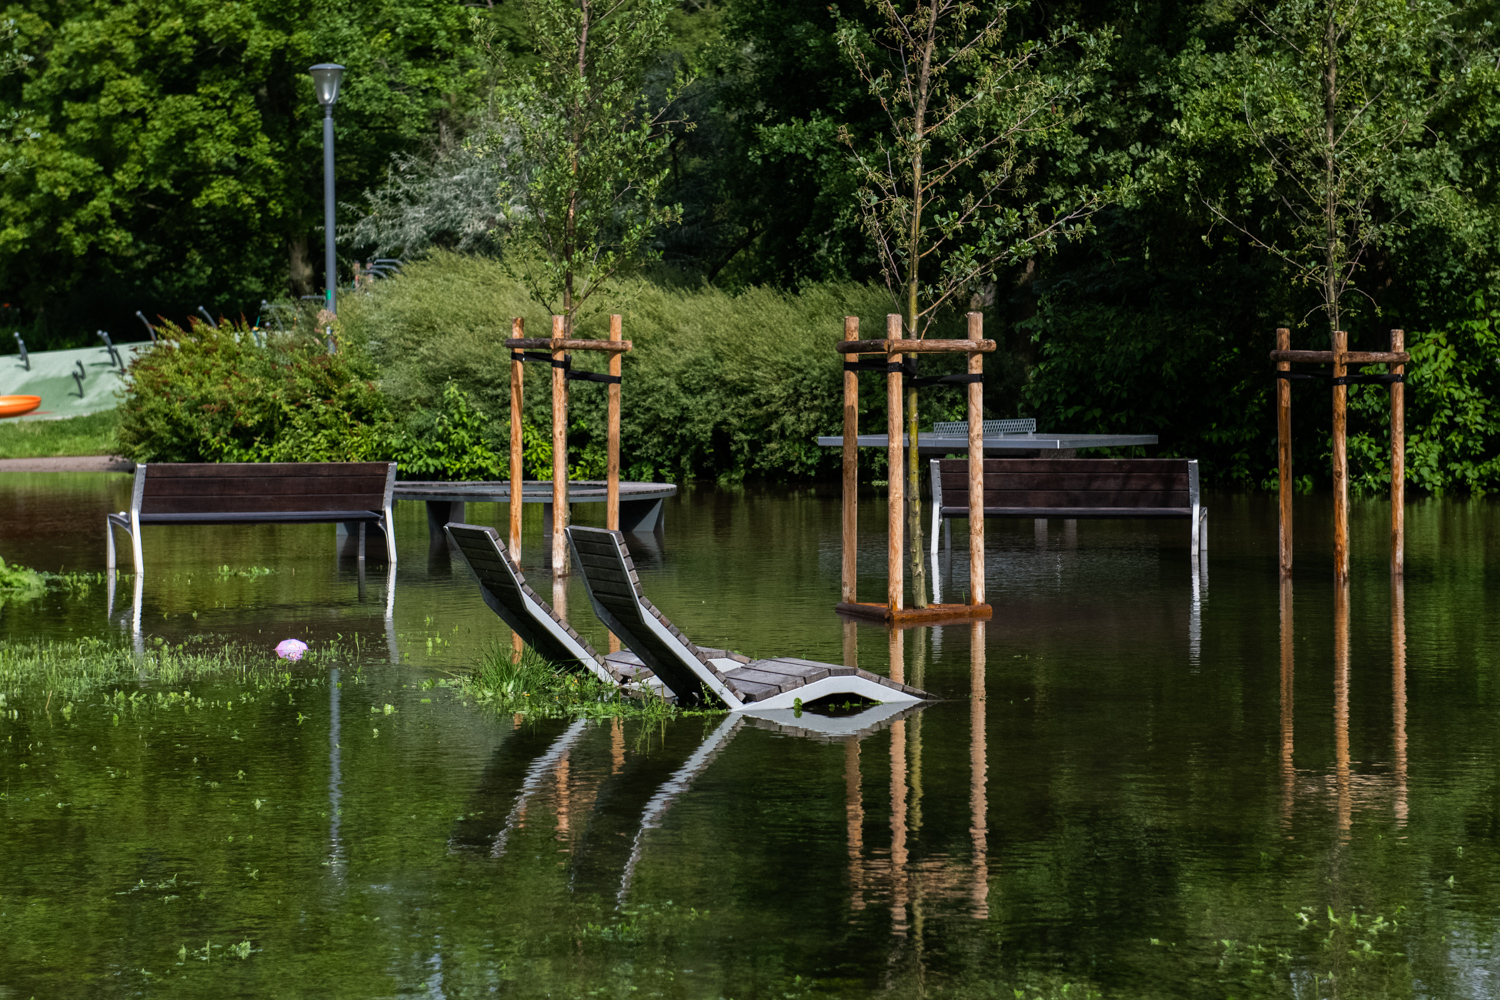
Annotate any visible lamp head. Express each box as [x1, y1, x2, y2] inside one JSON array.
[[309, 64, 345, 107]]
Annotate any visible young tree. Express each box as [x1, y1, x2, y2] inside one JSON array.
[[837, 0, 1110, 606], [1190, 0, 1465, 334], [486, 0, 684, 330]]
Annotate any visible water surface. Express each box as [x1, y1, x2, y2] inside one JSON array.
[[1, 473, 1497, 998]]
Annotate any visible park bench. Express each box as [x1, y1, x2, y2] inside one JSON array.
[[930, 457, 1207, 557], [105, 462, 398, 574]]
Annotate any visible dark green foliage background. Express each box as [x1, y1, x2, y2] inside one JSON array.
[[6, 0, 1500, 493]]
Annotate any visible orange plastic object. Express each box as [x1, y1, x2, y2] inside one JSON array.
[[0, 395, 41, 418]]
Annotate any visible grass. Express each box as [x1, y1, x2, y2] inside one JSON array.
[[0, 409, 120, 458], [0, 636, 348, 701], [449, 643, 704, 722]]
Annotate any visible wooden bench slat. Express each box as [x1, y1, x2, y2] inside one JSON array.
[[940, 458, 1188, 474], [144, 477, 389, 499], [943, 506, 1193, 519], [141, 495, 387, 515], [143, 462, 394, 478], [136, 510, 384, 524], [938, 472, 1187, 491], [964, 490, 1190, 507]]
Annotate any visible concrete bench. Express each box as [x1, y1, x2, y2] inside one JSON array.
[[930, 457, 1207, 556], [106, 462, 397, 574]]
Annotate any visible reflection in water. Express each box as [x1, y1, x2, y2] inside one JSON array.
[[329, 665, 344, 876], [1334, 582, 1352, 839], [618, 716, 745, 903], [1189, 557, 1206, 670], [488, 720, 588, 858], [1393, 577, 1408, 827], [1279, 578, 1412, 840], [970, 621, 988, 919], [1279, 578, 1295, 829]]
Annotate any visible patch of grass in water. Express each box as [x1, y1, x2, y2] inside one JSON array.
[[0, 556, 44, 603], [0, 557, 110, 606], [0, 636, 349, 701], [451, 644, 711, 722]]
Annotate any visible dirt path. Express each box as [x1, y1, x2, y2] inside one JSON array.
[[0, 455, 133, 472]]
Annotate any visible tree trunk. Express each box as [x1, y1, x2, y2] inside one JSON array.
[[288, 237, 314, 299], [906, 385, 927, 607], [1323, 9, 1340, 334]]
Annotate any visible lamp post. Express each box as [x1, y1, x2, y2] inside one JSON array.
[[309, 63, 345, 323]]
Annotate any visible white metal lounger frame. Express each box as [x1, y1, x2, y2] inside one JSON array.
[[567, 525, 925, 712]]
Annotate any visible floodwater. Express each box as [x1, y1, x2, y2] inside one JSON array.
[[1, 472, 1499, 998]]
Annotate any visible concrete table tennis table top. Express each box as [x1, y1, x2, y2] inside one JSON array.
[[815, 431, 1158, 456], [394, 480, 678, 543]]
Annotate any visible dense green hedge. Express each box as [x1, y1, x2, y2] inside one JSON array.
[[114, 254, 1500, 495], [338, 252, 1022, 483]]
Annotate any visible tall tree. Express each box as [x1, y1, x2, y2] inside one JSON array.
[[837, 0, 1111, 606], [1186, 0, 1467, 335], [487, 0, 684, 329], [0, 0, 481, 347]]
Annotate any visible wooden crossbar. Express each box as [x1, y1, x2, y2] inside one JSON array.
[[1274, 327, 1407, 581], [837, 338, 997, 354], [1269, 349, 1409, 364], [506, 319, 634, 576], [504, 337, 632, 352]]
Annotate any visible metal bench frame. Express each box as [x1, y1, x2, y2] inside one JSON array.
[[930, 457, 1208, 557], [106, 462, 398, 574]]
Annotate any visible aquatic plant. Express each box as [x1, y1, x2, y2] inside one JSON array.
[[0, 637, 341, 700], [0, 556, 43, 604], [453, 643, 693, 722]]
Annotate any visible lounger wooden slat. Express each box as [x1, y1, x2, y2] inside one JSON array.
[[567, 526, 930, 712]]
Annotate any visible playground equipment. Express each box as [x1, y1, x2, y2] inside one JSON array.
[[835, 312, 994, 624], [1271, 327, 1407, 580], [503, 315, 631, 574], [0, 395, 40, 418]]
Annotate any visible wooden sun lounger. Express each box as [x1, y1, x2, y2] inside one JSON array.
[[444, 523, 661, 694], [566, 525, 930, 710]]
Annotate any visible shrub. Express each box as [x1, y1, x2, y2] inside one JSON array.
[[117, 320, 393, 464], [339, 251, 1023, 483], [1349, 299, 1500, 497]]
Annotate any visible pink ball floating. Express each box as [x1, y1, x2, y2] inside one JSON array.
[[275, 639, 309, 661]]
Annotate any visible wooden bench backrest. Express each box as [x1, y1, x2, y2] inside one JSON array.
[[937, 458, 1193, 510], [137, 462, 395, 515]]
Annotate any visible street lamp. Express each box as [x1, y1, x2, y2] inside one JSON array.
[[309, 63, 345, 322]]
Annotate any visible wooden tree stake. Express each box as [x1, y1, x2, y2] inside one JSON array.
[[510, 317, 525, 562], [1276, 327, 1292, 577], [552, 314, 570, 575], [1390, 328, 1404, 576], [966, 312, 985, 606], [1332, 329, 1348, 582], [842, 316, 860, 605], [886, 314, 904, 612], [607, 314, 622, 531]]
